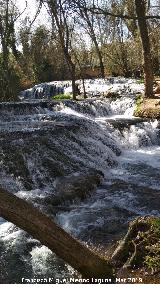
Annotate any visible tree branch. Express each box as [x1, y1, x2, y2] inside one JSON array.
[[0, 186, 114, 278], [79, 5, 160, 20]]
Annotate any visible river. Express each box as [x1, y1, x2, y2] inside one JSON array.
[[0, 94, 159, 283]]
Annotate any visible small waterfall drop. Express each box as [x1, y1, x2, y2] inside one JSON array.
[[0, 94, 159, 282]]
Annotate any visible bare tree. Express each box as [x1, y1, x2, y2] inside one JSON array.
[[135, 0, 154, 97], [121, 0, 138, 38], [73, 0, 105, 78], [42, 0, 77, 99], [84, 0, 159, 97]]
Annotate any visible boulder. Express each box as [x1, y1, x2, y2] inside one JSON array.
[[47, 169, 104, 206]]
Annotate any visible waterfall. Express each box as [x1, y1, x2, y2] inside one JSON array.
[[19, 77, 144, 100], [0, 95, 159, 282]]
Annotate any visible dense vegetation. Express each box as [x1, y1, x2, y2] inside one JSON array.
[[0, 0, 160, 101]]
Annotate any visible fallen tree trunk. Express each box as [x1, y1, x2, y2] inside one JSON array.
[[0, 187, 114, 278]]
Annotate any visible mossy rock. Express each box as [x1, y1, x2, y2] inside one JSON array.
[[111, 216, 160, 274]]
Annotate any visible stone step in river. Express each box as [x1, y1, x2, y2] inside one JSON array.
[[0, 96, 159, 283]]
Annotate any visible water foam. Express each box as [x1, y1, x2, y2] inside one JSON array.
[[0, 93, 159, 281]]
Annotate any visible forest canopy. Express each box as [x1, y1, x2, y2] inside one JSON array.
[[0, 0, 160, 100]]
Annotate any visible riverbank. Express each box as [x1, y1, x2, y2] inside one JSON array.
[[117, 267, 160, 284], [134, 97, 160, 119], [112, 216, 160, 283], [0, 96, 159, 283]]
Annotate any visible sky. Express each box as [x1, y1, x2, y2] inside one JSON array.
[[16, 0, 50, 28], [17, 0, 37, 18], [16, 0, 91, 47], [15, 0, 51, 50]]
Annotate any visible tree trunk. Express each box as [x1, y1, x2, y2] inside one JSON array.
[[79, 7, 105, 78], [0, 187, 114, 278], [94, 40, 105, 78], [48, 1, 77, 100], [135, 0, 154, 97], [73, 52, 87, 99], [71, 64, 77, 100], [86, 20, 105, 78], [82, 77, 87, 99]]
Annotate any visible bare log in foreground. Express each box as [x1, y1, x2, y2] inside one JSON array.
[[0, 187, 114, 278]]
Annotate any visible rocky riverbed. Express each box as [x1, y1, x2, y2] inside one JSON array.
[[0, 88, 160, 283]]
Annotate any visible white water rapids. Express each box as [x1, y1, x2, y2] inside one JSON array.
[[0, 94, 159, 283]]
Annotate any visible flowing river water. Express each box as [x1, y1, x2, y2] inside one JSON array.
[[0, 95, 160, 283]]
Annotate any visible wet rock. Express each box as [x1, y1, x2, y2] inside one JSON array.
[[47, 170, 104, 206], [105, 117, 149, 130], [103, 91, 120, 99], [42, 157, 65, 177]]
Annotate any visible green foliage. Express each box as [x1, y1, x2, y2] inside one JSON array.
[[136, 94, 143, 103], [136, 79, 144, 84], [51, 93, 72, 100], [113, 217, 160, 274], [152, 218, 160, 235], [18, 25, 71, 85], [145, 255, 160, 273], [0, 60, 21, 102], [143, 218, 160, 273], [134, 94, 143, 115]]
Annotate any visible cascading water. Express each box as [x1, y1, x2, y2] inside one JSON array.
[[0, 94, 159, 283]]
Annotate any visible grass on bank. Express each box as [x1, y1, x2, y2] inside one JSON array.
[[51, 93, 72, 100], [136, 79, 144, 84], [134, 94, 143, 115], [144, 218, 160, 274]]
